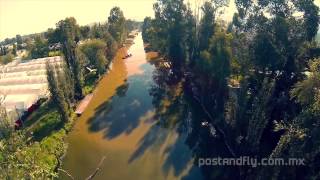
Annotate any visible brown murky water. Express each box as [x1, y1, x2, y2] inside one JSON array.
[[61, 34, 203, 180]]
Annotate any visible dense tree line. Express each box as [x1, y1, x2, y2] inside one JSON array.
[[3, 10, 141, 62], [1, 6, 138, 178], [142, 0, 320, 179], [46, 6, 135, 119]]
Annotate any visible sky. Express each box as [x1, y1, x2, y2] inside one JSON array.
[[0, 0, 156, 40], [0, 0, 319, 41]]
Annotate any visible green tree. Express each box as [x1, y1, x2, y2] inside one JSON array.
[[198, 1, 216, 52], [3, 37, 16, 45], [125, 19, 141, 32], [152, 0, 191, 71], [30, 36, 49, 59], [103, 32, 118, 60], [259, 59, 320, 179], [291, 59, 320, 107], [108, 7, 126, 43], [47, 28, 61, 44], [79, 39, 108, 75], [12, 44, 17, 56], [90, 23, 105, 39], [0, 106, 57, 179], [196, 27, 233, 120], [185, 3, 197, 62], [245, 78, 275, 150], [46, 62, 69, 122], [56, 17, 83, 99], [143, 0, 320, 179], [232, 0, 320, 134], [142, 17, 153, 43], [16, 34, 23, 45], [80, 25, 91, 39]]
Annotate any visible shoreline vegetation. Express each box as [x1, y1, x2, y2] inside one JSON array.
[[140, 0, 320, 179], [0, 0, 319, 179], [0, 6, 140, 179]]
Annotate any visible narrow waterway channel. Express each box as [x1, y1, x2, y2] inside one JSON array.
[[61, 34, 204, 180]]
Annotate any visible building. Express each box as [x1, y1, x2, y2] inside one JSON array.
[[0, 56, 62, 124]]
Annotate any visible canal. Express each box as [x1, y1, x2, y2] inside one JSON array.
[[61, 33, 204, 180]]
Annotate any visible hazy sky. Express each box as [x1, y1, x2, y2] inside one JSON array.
[[0, 0, 156, 40], [0, 0, 319, 41]]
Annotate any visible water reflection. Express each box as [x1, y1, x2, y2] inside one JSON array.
[[61, 33, 238, 180], [62, 34, 203, 180], [146, 49, 240, 179], [87, 66, 154, 139]]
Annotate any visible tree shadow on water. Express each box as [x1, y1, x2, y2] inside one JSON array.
[[127, 64, 203, 179], [86, 68, 155, 139], [127, 121, 195, 178], [86, 59, 204, 178], [115, 80, 129, 97], [162, 134, 193, 177], [128, 122, 168, 163]]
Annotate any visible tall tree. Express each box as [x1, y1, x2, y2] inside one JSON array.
[[16, 34, 23, 45], [108, 7, 126, 43], [56, 17, 83, 99], [46, 62, 69, 122], [153, 0, 191, 72], [198, 1, 215, 52], [185, 3, 197, 63], [196, 27, 233, 122], [103, 32, 118, 60], [12, 44, 17, 56], [232, 0, 320, 132]]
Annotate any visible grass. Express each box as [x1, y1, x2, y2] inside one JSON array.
[[83, 72, 99, 95], [24, 99, 50, 126], [20, 99, 77, 177], [48, 51, 62, 57], [39, 129, 66, 168], [18, 70, 101, 176], [26, 100, 77, 141], [0, 100, 73, 178], [30, 109, 63, 141], [25, 100, 64, 142]]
